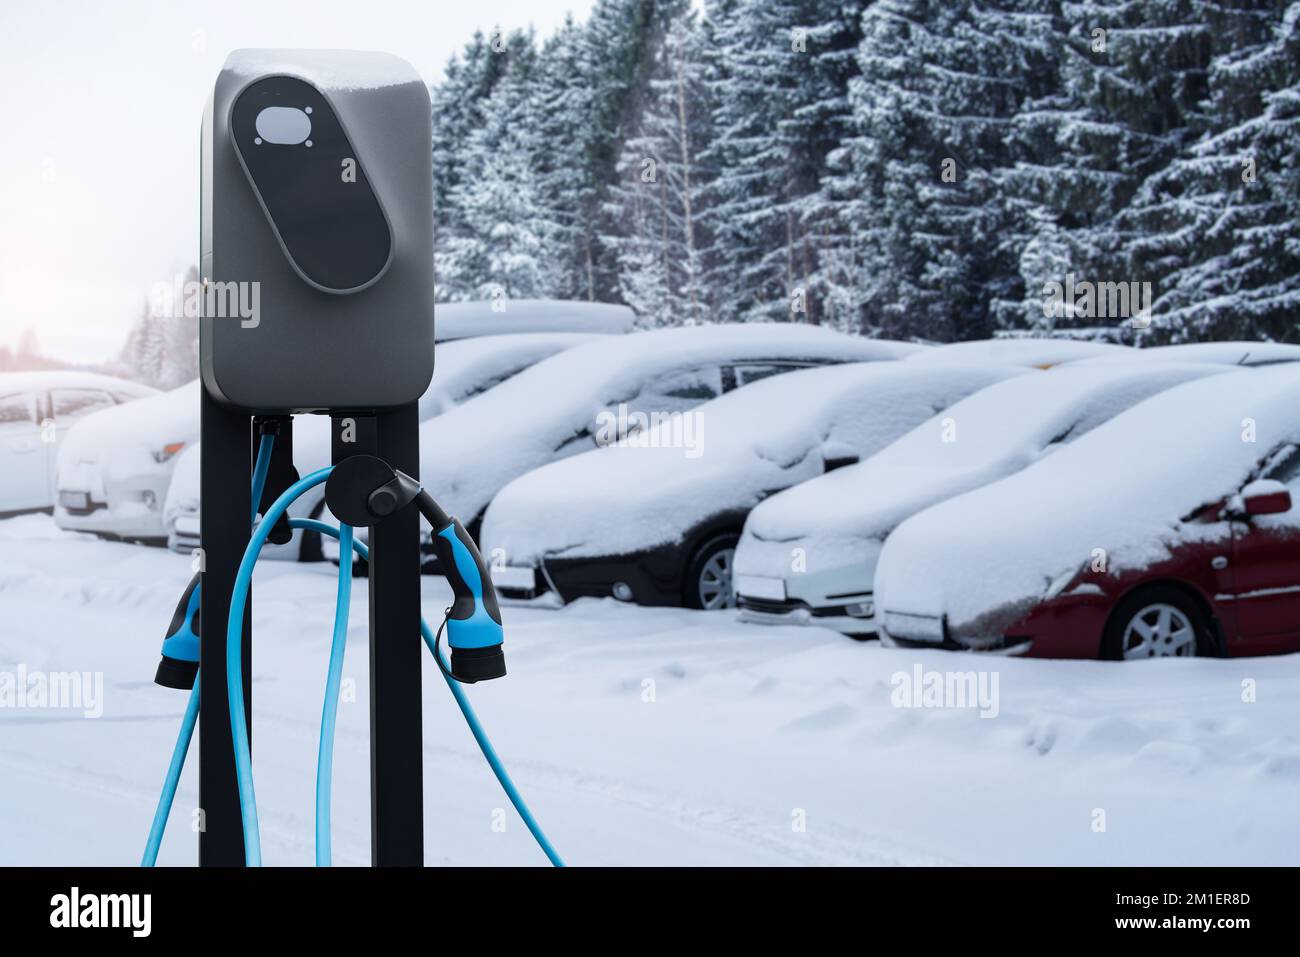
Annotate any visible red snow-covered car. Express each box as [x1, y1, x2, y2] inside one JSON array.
[[876, 367, 1300, 660]]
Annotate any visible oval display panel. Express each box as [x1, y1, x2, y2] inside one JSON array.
[[231, 76, 392, 294]]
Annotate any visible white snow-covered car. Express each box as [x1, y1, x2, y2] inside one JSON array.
[[164, 332, 600, 558], [904, 337, 1124, 368], [419, 324, 923, 543], [873, 366, 1300, 659], [435, 299, 635, 341], [54, 381, 198, 543], [732, 362, 1226, 636], [0, 371, 155, 516], [480, 361, 1023, 609], [1070, 340, 1300, 368]]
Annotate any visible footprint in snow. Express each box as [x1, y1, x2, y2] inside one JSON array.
[[1024, 716, 1059, 755]]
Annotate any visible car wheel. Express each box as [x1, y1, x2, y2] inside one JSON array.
[[1102, 586, 1209, 660], [685, 534, 738, 611]]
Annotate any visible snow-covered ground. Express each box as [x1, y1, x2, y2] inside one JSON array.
[[1, 513, 1298, 866]]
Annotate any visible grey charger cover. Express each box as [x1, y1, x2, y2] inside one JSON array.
[[200, 49, 434, 413]]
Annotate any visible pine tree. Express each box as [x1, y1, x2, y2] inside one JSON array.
[[533, 17, 601, 301], [704, 0, 826, 324], [780, 1, 872, 331], [433, 29, 542, 300], [1003, 0, 1217, 333], [579, 0, 684, 302], [606, 9, 714, 325], [158, 266, 200, 388], [441, 34, 570, 299], [115, 266, 199, 387], [1124, 1, 1300, 341], [828, 0, 1060, 340], [425, 0, 1300, 341]]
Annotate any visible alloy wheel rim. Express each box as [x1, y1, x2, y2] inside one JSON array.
[[698, 548, 735, 610], [1122, 603, 1196, 659]]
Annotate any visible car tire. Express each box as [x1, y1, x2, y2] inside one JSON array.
[[1101, 585, 1211, 661], [684, 533, 739, 611]]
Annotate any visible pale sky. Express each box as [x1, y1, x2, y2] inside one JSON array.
[[0, 0, 595, 362]]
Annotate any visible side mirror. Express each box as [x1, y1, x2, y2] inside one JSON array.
[[821, 441, 860, 473], [1242, 479, 1293, 517]]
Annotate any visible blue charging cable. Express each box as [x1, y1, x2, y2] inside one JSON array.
[[141, 434, 275, 867], [292, 517, 565, 867], [315, 521, 352, 866], [140, 678, 200, 866], [144, 439, 564, 867]]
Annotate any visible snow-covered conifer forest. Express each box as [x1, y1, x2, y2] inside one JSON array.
[[431, 0, 1300, 343]]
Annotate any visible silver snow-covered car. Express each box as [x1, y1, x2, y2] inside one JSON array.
[[0, 371, 154, 517], [54, 381, 197, 543]]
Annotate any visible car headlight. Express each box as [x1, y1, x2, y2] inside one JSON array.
[[152, 442, 186, 464]]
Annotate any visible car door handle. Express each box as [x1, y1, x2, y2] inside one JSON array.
[[1211, 556, 1229, 570]]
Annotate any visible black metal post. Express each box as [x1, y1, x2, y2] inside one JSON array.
[[198, 389, 253, 866], [332, 406, 424, 865]]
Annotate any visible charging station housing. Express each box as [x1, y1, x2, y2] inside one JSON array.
[[201, 49, 434, 412]]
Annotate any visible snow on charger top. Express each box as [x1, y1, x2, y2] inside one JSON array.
[[223, 49, 424, 92]]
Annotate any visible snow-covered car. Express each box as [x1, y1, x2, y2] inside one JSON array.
[[435, 299, 635, 341], [1070, 340, 1300, 368], [481, 362, 1023, 609], [164, 332, 599, 558], [419, 324, 923, 545], [732, 362, 1227, 636], [904, 337, 1124, 368], [54, 380, 198, 543], [873, 366, 1300, 659], [0, 371, 155, 516]]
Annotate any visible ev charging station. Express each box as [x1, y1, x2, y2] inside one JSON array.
[[200, 49, 432, 867], [141, 50, 558, 868]]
